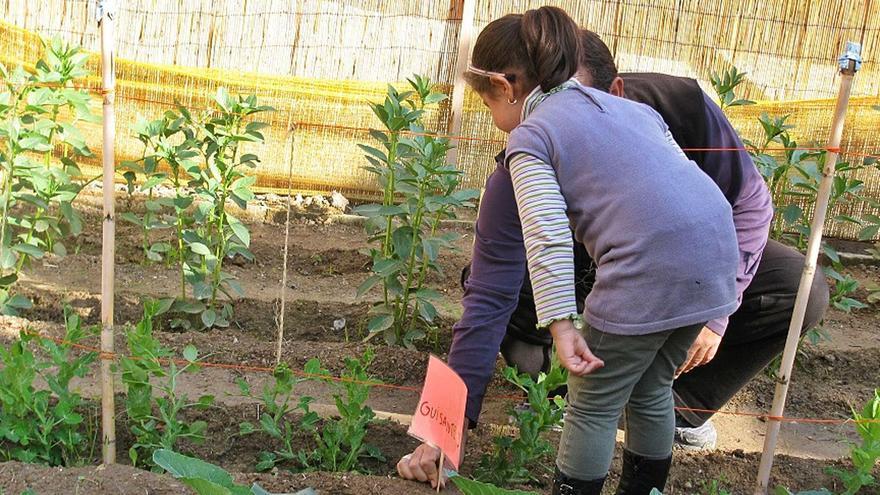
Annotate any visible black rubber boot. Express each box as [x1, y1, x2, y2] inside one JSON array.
[[552, 467, 606, 495], [615, 450, 672, 495]]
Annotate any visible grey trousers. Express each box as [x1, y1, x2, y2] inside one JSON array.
[[556, 323, 703, 480]]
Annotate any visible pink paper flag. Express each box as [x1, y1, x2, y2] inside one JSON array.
[[407, 355, 468, 470]]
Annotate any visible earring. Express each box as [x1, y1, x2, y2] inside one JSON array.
[[507, 97, 518, 105]]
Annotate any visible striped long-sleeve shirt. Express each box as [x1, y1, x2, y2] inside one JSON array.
[[508, 151, 579, 328]]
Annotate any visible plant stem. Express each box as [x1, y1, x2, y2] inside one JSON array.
[[209, 118, 241, 309], [398, 186, 426, 341], [381, 134, 399, 310], [172, 168, 187, 300], [406, 212, 442, 334], [144, 187, 153, 257], [13, 211, 40, 275], [0, 146, 16, 260]]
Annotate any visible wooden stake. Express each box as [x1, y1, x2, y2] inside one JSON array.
[[276, 122, 296, 366], [753, 42, 862, 494], [97, 0, 118, 465], [436, 450, 445, 492], [446, 0, 475, 166]]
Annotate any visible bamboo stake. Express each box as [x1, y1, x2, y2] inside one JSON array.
[[753, 42, 862, 495], [436, 450, 445, 492], [446, 0, 475, 166], [97, 0, 118, 465], [276, 122, 296, 366]]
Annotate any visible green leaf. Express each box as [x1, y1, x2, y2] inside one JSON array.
[[356, 275, 382, 298], [858, 224, 879, 241], [227, 215, 250, 247], [190, 242, 212, 256], [450, 475, 538, 495], [12, 242, 44, 259], [423, 93, 448, 105], [0, 247, 17, 270], [418, 301, 438, 322], [358, 144, 388, 163], [780, 204, 803, 225], [231, 176, 256, 202], [6, 294, 32, 309], [142, 174, 167, 190], [422, 237, 441, 262], [183, 345, 199, 362], [254, 454, 277, 472], [214, 87, 233, 112], [352, 204, 382, 218], [119, 212, 143, 225], [367, 314, 394, 334], [0, 273, 18, 287], [19, 135, 52, 152], [822, 243, 840, 265], [151, 242, 173, 254], [392, 226, 413, 257], [153, 449, 236, 486], [201, 309, 217, 328], [373, 258, 401, 278], [259, 414, 282, 439], [180, 478, 236, 495], [415, 288, 442, 302], [52, 241, 68, 257], [173, 300, 207, 314]]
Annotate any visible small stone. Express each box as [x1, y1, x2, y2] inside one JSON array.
[[333, 318, 346, 331], [330, 190, 349, 211], [684, 481, 693, 490]]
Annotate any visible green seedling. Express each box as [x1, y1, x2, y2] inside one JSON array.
[[709, 66, 755, 110], [826, 389, 880, 495], [297, 349, 384, 472], [119, 300, 215, 470], [0, 307, 97, 466], [475, 363, 567, 487], [236, 364, 314, 471]]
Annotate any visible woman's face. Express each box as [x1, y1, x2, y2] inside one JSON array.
[[478, 89, 524, 134]]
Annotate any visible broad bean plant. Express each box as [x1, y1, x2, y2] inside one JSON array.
[[356, 75, 478, 348], [122, 89, 272, 329], [0, 38, 98, 314]]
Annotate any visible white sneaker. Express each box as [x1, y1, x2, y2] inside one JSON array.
[[674, 419, 717, 450]]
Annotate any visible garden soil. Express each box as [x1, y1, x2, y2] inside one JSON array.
[[1, 202, 878, 494]]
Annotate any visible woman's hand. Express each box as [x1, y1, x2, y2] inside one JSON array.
[[549, 320, 604, 376]]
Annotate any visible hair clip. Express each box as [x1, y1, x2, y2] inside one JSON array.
[[467, 64, 508, 78]]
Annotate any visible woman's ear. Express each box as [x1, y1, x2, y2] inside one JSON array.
[[488, 74, 515, 102], [609, 76, 625, 97]]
